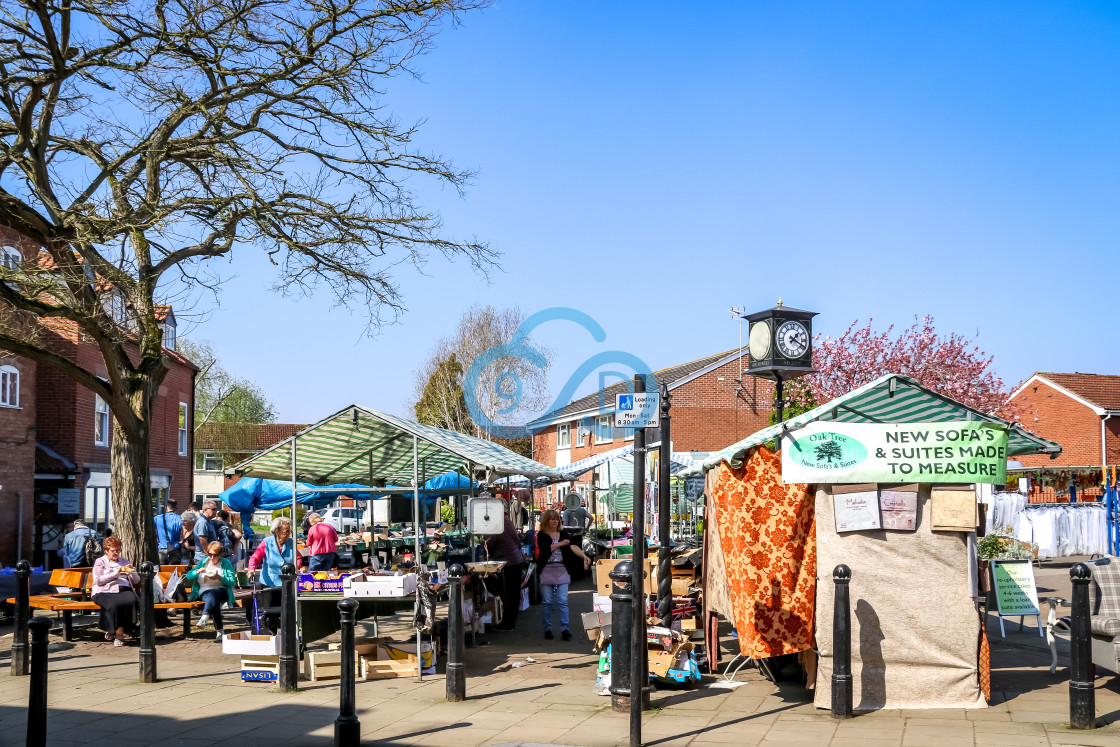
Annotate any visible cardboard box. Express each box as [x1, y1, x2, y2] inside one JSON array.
[[342, 572, 417, 598], [582, 610, 611, 630], [241, 654, 279, 682], [327, 636, 391, 656], [671, 576, 698, 596], [679, 617, 698, 632], [297, 572, 356, 594], [223, 632, 280, 657], [480, 596, 503, 627], [380, 640, 436, 670], [648, 650, 679, 678], [585, 626, 601, 642], [594, 559, 653, 597], [592, 595, 612, 613]]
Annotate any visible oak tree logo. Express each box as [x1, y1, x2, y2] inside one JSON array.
[[814, 441, 843, 463]]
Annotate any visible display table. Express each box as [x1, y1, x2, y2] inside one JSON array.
[[297, 594, 414, 643]]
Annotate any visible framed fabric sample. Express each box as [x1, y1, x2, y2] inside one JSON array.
[[833, 483, 881, 532], [879, 484, 918, 531]]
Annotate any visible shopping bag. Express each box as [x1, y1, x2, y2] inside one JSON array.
[[162, 570, 181, 603], [519, 587, 530, 612]]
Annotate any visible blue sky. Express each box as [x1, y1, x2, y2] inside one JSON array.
[[190, 1, 1120, 425]]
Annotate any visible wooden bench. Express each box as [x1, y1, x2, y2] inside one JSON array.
[[7, 565, 230, 640]]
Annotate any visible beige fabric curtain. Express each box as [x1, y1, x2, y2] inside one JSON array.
[[813, 484, 985, 710]]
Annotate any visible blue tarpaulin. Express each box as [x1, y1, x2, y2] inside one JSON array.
[[221, 471, 477, 523]]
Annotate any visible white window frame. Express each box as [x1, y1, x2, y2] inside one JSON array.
[[94, 395, 110, 446], [161, 317, 177, 351], [546, 485, 553, 502], [0, 365, 19, 408], [624, 428, 635, 442], [178, 402, 189, 456], [0, 245, 21, 271], [556, 422, 570, 449], [594, 415, 612, 444]]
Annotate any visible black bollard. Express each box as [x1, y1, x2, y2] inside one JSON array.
[[1069, 563, 1096, 730], [279, 562, 299, 692], [831, 564, 853, 719], [335, 597, 360, 747], [27, 616, 51, 747], [11, 559, 30, 676], [608, 560, 634, 713], [139, 561, 157, 683], [446, 564, 466, 702], [657, 384, 673, 627]]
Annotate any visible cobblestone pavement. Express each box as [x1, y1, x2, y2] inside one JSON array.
[[0, 560, 1118, 746]]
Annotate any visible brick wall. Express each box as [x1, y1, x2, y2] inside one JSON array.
[[0, 355, 36, 565], [531, 358, 778, 506], [1014, 378, 1110, 467]]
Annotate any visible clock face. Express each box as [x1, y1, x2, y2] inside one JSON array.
[[775, 320, 810, 359], [748, 320, 771, 360]]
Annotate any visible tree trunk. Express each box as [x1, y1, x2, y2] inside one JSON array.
[[109, 377, 160, 565]]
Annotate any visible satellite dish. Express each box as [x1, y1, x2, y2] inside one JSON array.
[[564, 491, 582, 510]]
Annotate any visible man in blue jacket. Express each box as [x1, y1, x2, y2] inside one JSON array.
[[155, 499, 184, 565], [61, 520, 101, 568]]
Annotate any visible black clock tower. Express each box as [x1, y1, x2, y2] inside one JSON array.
[[742, 299, 817, 423]]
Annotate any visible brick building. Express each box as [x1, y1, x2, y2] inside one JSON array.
[[0, 227, 197, 567], [194, 422, 306, 503], [530, 349, 774, 506], [1008, 372, 1120, 469]]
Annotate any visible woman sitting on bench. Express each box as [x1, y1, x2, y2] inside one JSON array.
[[92, 536, 141, 646]]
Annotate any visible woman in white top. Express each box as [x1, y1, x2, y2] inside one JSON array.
[[185, 541, 237, 640]]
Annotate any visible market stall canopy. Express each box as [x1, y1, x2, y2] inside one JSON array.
[[685, 373, 1062, 476], [220, 475, 461, 515], [226, 405, 566, 485], [600, 452, 700, 513]]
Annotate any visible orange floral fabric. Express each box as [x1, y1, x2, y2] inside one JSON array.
[[710, 446, 816, 659]]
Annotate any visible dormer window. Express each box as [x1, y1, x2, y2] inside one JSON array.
[[160, 313, 177, 351], [0, 245, 21, 271]]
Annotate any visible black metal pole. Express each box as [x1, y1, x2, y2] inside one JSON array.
[[139, 561, 157, 683], [608, 559, 634, 713], [446, 564, 466, 701], [831, 564, 853, 719], [11, 559, 30, 676], [27, 616, 51, 747], [1069, 563, 1096, 730], [335, 597, 360, 747], [630, 374, 648, 747], [775, 372, 785, 424], [279, 562, 299, 692], [657, 385, 672, 627]]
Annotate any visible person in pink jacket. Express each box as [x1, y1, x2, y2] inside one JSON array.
[[92, 536, 141, 646]]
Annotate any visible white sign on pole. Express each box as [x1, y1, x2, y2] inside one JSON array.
[[57, 488, 81, 514], [614, 392, 659, 429]]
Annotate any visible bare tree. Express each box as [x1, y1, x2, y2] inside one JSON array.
[[410, 305, 550, 446], [0, 0, 492, 562]]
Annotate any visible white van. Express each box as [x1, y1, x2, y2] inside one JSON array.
[[319, 507, 362, 534]]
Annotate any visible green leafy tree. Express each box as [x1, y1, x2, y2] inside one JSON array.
[[182, 339, 277, 428]]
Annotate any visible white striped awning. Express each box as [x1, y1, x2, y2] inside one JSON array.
[[685, 373, 1062, 476], [228, 405, 566, 485]]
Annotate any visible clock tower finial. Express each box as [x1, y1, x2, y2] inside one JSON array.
[[777, 297, 783, 307]]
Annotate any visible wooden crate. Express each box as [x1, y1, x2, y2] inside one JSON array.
[[241, 655, 279, 682], [360, 654, 416, 680], [305, 650, 361, 682]]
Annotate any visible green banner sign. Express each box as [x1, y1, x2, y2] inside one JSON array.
[[780, 421, 1008, 484]]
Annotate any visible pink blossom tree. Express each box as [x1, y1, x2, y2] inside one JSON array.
[[785, 316, 1025, 421]]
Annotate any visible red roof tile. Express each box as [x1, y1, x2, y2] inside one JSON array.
[[1036, 372, 1120, 411], [195, 422, 307, 452]]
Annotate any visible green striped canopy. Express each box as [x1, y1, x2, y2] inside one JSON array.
[[228, 405, 565, 485], [688, 373, 1062, 476]]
